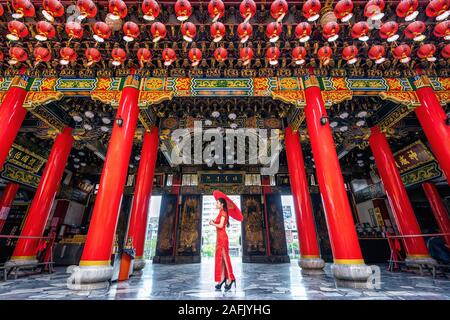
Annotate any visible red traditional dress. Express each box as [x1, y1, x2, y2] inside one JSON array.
[[214, 209, 235, 282]]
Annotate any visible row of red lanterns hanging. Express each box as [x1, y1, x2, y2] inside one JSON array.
[[3, 0, 449, 22], [4, 1, 450, 45], [5, 17, 450, 45], [3, 42, 449, 69]]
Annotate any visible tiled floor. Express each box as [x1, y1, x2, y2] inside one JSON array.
[[0, 258, 449, 300]]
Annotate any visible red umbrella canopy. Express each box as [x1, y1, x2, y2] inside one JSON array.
[[213, 190, 243, 222]]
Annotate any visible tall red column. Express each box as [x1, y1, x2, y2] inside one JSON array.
[[69, 75, 141, 290], [369, 126, 434, 265], [126, 127, 159, 273], [0, 183, 20, 233], [422, 182, 450, 248], [284, 126, 324, 270], [7, 127, 73, 266], [303, 75, 370, 281], [0, 75, 31, 171], [413, 75, 450, 185]]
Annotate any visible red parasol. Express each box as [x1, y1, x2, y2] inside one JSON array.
[[212, 190, 243, 222]]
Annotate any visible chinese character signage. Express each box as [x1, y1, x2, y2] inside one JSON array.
[[6, 144, 46, 174], [198, 172, 244, 185], [393, 140, 435, 174]]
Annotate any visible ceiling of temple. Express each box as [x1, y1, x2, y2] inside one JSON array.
[[3, 0, 449, 184], [0, 0, 449, 77]]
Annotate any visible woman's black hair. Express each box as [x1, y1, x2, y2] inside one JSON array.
[[218, 198, 230, 228]]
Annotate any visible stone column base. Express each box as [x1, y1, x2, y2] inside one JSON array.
[[67, 265, 113, 290], [405, 256, 437, 267], [298, 257, 325, 270], [331, 263, 372, 282], [5, 258, 39, 268], [133, 258, 146, 272]]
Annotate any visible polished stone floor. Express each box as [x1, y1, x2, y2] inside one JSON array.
[[0, 258, 450, 300]]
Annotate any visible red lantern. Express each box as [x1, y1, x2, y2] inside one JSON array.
[[137, 48, 152, 68], [292, 46, 306, 65], [303, 0, 321, 22], [342, 45, 358, 64], [240, 0, 256, 23], [214, 47, 228, 63], [352, 21, 370, 42], [208, 0, 225, 22], [123, 21, 140, 42], [137, 48, 152, 63], [364, 0, 385, 21], [111, 48, 126, 66], [405, 21, 426, 42], [162, 48, 176, 66], [175, 0, 192, 22], [368, 45, 385, 64], [379, 21, 399, 42], [181, 22, 197, 42], [442, 44, 450, 58], [66, 21, 84, 39], [42, 0, 64, 22], [417, 44, 437, 62], [77, 0, 97, 20], [0, 4, 4, 17], [434, 21, 450, 40], [59, 47, 76, 65], [0, 51, 3, 62], [270, 0, 288, 23], [142, 0, 160, 21], [295, 22, 312, 43], [318, 46, 332, 65], [11, 0, 35, 19], [108, 0, 127, 20], [393, 44, 411, 63], [426, 0, 450, 21], [323, 21, 340, 42], [267, 47, 280, 66], [266, 22, 282, 43], [33, 47, 51, 66], [240, 47, 254, 66], [334, 0, 354, 23], [93, 22, 111, 42], [150, 22, 167, 43], [237, 22, 252, 43], [396, 0, 419, 22], [8, 47, 28, 65], [188, 48, 202, 66], [35, 21, 56, 41], [211, 22, 226, 43], [85, 48, 101, 66], [7, 21, 29, 41]]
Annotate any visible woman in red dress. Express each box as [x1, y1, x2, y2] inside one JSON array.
[[209, 197, 236, 291]]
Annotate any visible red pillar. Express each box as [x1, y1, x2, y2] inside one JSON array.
[[0, 183, 20, 233], [7, 127, 73, 266], [71, 75, 140, 289], [422, 182, 450, 248], [0, 76, 30, 171], [126, 127, 159, 272], [414, 76, 450, 185], [284, 126, 324, 270], [369, 126, 434, 264], [304, 76, 370, 281]]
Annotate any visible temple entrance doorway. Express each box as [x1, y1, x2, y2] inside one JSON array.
[[201, 195, 242, 258], [281, 195, 300, 259], [143, 195, 162, 261]]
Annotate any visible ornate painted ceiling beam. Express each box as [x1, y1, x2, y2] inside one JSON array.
[[1, 76, 448, 106]]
